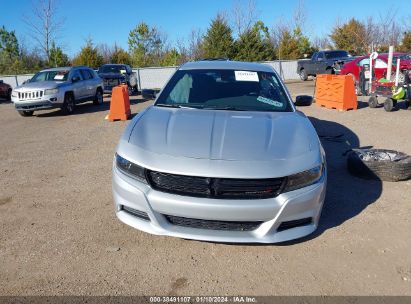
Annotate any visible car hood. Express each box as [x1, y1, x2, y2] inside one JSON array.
[[98, 73, 125, 79], [127, 106, 319, 162], [14, 81, 64, 91]]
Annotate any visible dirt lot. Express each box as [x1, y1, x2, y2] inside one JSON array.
[[0, 81, 410, 296]]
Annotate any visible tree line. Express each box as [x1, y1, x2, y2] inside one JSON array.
[[1, 0, 410, 75]]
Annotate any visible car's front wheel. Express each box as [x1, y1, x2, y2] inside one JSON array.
[[18, 110, 34, 117], [61, 93, 75, 115], [93, 89, 103, 105]]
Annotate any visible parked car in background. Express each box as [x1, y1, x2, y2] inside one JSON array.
[[340, 52, 411, 84], [98, 64, 138, 95], [0, 80, 12, 100], [113, 60, 327, 243], [11, 66, 104, 116], [297, 50, 353, 80]]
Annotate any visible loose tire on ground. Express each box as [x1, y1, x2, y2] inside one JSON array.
[[347, 149, 411, 182], [61, 93, 75, 115], [18, 110, 34, 117], [368, 96, 378, 108]]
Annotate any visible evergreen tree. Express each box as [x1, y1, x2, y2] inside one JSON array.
[[72, 39, 103, 68], [110, 46, 132, 65], [399, 32, 411, 52], [234, 21, 274, 61], [277, 27, 316, 60], [203, 14, 234, 59], [0, 26, 21, 74], [49, 41, 70, 67], [128, 22, 164, 67]]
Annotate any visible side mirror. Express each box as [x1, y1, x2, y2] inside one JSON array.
[[295, 95, 313, 107], [22, 79, 30, 85], [72, 76, 80, 83]]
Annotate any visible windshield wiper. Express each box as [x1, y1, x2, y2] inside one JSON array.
[[201, 106, 247, 111], [155, 103, 198, 109], [156, 103, 182, 108]]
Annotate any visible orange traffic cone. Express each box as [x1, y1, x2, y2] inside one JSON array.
[[108, 85, 131, 121]]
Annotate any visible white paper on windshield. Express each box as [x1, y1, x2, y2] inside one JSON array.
[[54, 74, 64, 80], [235, 71, 259, 82]]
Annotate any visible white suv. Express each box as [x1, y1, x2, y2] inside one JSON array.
[[11, 66, 104, 116]]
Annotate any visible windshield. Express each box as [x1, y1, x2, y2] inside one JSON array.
[[30, 70, 69, 82], [324, 51, 350, 59], [155, 69, 293, 112], [393, 55, 410, 64], [98, 65, 125, 73]]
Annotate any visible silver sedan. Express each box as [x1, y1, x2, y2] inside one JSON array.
[[112, 60, 326, 243]]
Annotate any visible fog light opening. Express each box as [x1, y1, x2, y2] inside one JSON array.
[[121, 205, 150, 221], [277, 217, 313, 232]]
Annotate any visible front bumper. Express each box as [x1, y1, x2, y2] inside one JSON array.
[[112, 165, 327, 243], [12, 93, 64, 111]]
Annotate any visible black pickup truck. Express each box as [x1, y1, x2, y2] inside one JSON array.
[[297, 50, 353, 80], [97, 64, 138, 94]]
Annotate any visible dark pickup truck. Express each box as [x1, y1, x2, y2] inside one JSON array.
[[297, 50, 353, 80], [97, 64, 138, 94]]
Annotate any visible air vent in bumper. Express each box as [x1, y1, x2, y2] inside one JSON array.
[[164, 215, 263, 231]]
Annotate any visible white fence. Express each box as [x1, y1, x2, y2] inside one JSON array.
[[0, 60, 299, 90]]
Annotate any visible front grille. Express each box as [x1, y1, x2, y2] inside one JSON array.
[[147, 171, 285, 199], [122, 205, 150, 221], [165, 215, 263, 231], [277, 217, 312, 232], [18, 90, 43, 100], [104, 79, 120, 86]]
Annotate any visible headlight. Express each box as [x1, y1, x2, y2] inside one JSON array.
[[115, 153, 147, 183], [44, 88, 58, 95], [11, 90, 18, 97], [283, 164, 323, 192]]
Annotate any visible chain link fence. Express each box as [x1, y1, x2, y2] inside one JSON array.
[[0, 60, 299, 90]]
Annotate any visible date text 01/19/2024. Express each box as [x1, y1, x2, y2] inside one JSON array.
[[149, 296, 257, 303]]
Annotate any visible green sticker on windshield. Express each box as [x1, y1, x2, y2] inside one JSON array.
[[257, 96, 283, 107]]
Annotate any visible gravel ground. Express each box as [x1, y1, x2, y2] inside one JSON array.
[[0, 81, 410, 296]]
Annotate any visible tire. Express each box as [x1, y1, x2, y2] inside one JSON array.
[[61, 93, 75, 115], [347, 149, 411, 182], [18, 110, 34, 117], [368, 96, 378, 108], [93, 89, 103, 105], [127, 85, 133, 96], [383, 98, 395, 112], [299, 69, 308, 81], [7, 88, 12, 101]]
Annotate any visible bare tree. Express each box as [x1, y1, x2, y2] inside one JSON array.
[[23, 0, 64, 62], [231, 0, 259, 36], [293, 0, 306, 30], [97, 43, 114, 64], [187, 28, 205, 60]]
